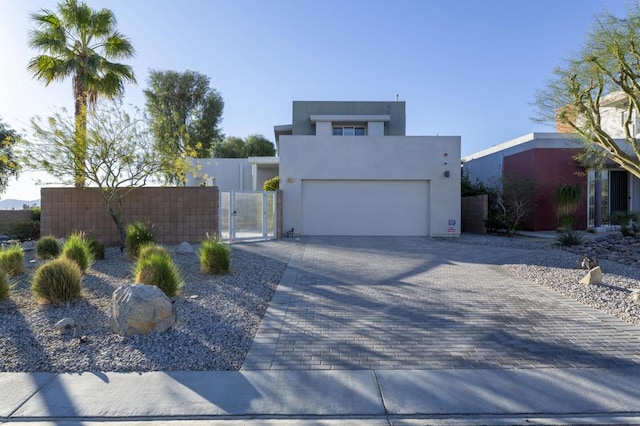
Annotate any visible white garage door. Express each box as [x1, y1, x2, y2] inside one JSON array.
[[302, 180, 429, 236]]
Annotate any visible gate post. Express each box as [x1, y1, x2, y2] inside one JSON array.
[[230, 189, 236, 242]]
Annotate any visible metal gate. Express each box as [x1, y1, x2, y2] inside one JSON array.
[[219, 190, 277, 241]]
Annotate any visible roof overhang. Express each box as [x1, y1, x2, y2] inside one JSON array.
[[309, 114, 390, 123], [600, 91, 629, 108], [248, 156, 279, 165]]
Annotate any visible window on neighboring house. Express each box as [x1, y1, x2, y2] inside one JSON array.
[[333, 126, 365, 136]]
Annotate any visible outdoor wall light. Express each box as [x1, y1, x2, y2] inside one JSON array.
[[444, 171, 450, 178]]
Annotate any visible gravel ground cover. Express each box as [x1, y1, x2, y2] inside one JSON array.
[[0, 241, 294, 373], [456, 233, 640, 326]]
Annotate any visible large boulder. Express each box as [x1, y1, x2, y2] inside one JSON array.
[[176, 241, 195, 254], [110, 284, 176, 336]]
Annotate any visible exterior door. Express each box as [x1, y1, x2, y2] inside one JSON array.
[[609, 170, 628, 213]]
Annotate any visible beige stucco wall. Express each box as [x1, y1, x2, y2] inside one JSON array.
[[278, 135, 461, 237]]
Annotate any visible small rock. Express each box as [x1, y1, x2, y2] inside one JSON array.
[[578, 255, 598, 270], [176, 242, 195, 254], [579, 266, 603, 285], [630, 289, 640, 303], [189, 295, 199, 299], [55, 317, 75, 333]]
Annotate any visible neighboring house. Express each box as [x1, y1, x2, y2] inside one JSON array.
[[563, 91, 640, 229], [462, 131, 640, 231], [276, 101, 461, 236]]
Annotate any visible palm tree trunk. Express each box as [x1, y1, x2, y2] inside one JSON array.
[[74, 92, 87, 188]]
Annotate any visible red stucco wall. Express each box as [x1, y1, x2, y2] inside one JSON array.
[[503, 148, 587, 231]]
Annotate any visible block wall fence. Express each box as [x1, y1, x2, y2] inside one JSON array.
[[0, 210, 34, 235], [461, 195, 488, 234], [41, 187, 219, 246]]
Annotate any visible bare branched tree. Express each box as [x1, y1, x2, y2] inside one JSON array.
[[25, 99, 164, 244], [534, 4, 640, 177]]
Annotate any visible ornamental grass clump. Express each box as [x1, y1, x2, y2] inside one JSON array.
[[36, 236, 61, 259], [199, 237, 231, 274], [32, 257, 82, 304], [0, 245, 25, 275], [87, 237, 105, 260], [0, 269, 10, 300], [133, 253, 183, 297], [125, 221, 155, 259], [137, 243, 172, 263], [61, 232, 94, 273]]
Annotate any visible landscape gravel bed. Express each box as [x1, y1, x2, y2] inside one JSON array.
[[0, 241, 295, 373], [456, 233, 640, 326]]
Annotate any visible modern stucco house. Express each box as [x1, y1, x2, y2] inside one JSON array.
[[276, 101, 460, 237], [189, 100, 461, 237]]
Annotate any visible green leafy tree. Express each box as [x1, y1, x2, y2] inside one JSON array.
[[27, 0, 136, 188], [144, 69, 224, 184], [212, 134, 276, 158], [535, 4, 640, 178], [25, 99, 165, 244], [244, 134, 276, 157], [0, 119, 21, 196], [212, 136, 246, 158]]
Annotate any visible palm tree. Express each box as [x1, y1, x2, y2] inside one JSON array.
[[27, 0, 136, 187]]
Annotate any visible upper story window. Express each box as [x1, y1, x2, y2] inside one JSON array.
[[333, 126, 365, 136]]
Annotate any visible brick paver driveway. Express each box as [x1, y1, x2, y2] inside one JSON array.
[[243, 237, 640, 370]]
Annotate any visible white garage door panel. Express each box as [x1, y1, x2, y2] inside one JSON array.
[[302, 180, 429, 236]]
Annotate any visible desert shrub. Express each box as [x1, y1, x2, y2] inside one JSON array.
[[199, 237, 231, 274], [125, 221, 155, 259], [263, 175, 280, 191], [485, 175, 536, 236], [31, 257, 82, 304], [87, 237, 105, 260], [556, 230, 584, 246], [36, 236, 61, 259], [61, 232, 94, 273], [461, 170, 489, 196], [0, 269, 10, 300], [0, 245, 25, 275], [553, 184, 582, 230], [610, 211, 640, 237], [133, 253, 183, 297], [7, 207, 41, 242], [137, 244, 171, 263]]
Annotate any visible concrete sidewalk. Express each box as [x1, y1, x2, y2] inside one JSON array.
[[3, 367, 640, 424]]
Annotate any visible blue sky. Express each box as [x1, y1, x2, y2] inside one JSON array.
[[0, 0, 629, 200]]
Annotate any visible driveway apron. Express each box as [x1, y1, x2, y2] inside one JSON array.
[[243, 236, 640, 370]]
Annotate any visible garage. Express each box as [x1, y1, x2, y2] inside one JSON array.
[[301, 179, 429, 236]]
